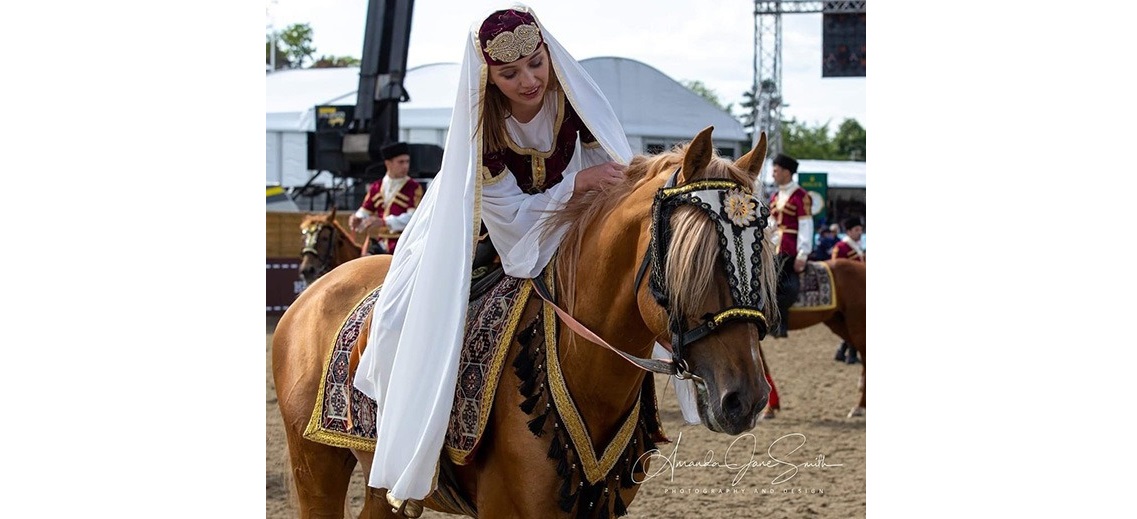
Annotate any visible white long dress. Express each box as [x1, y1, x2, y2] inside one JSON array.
[[351, 4, 633, 502]]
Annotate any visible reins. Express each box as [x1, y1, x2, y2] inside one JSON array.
[[534, 166, 772, 383]]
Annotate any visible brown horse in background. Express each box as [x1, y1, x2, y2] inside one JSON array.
[[272, 127, 778, 518], [298, 207, 363, 287], [767, 259, 866, 418]]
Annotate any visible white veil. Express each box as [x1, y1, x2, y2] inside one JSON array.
[[353, 3, 632, 501]]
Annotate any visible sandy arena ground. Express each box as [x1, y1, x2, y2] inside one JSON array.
[[266, 316, 865, 518]]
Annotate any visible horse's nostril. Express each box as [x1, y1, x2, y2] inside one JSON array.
[[722, 391, 744, 418], [753, 395, 768, 416]]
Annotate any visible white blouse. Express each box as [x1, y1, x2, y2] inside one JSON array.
[[479, 92, 612, 278]]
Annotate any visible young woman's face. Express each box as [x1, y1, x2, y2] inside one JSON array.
[[488, 46, 550, 116]]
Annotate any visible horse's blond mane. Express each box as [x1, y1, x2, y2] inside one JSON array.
[[544, 143, 778, 325]]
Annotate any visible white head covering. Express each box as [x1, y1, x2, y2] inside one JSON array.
[[353, 3, 631, 501]]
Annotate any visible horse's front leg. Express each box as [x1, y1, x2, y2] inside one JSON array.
[[351, 449, 413, 519], [475, 327, 567, 517], [848, 363, 866, 418]]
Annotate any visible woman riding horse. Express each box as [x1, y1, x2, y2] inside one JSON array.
[[273, 125, 777, 518]]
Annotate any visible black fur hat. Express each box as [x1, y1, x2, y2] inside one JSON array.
[[772, 153, 798, 173], [380, 142, 410, 160]]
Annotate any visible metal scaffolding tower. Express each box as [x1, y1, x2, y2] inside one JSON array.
[[752, 1, 866, 157]]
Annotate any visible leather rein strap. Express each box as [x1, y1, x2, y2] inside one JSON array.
[[530, 276, 682, 378], [529, 167, 769, 384]]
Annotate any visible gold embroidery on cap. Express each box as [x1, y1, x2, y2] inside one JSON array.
[[483, 23, 541, 63]]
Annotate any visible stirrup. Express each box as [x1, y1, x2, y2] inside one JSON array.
[[386, 493, 424, 518]]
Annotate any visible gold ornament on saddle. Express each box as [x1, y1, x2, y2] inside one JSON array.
[[483, 22, 541, 64]]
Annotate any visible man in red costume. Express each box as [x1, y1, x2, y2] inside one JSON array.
[[831, 217, 865, 262], [832, 216, 864, 364], [348, 142, 423, 255], [768, 153, 813, 338]]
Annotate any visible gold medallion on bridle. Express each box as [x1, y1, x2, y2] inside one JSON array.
[[725, 188, 758, 227], [484, 23, 542, 63]]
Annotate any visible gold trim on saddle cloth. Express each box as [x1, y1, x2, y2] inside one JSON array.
[[790, 261, 839, 312], [303, 284, 385, 452], [540, 268, 644, 485], [445, 280, 534, 465]]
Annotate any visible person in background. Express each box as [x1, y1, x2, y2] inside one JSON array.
[[767, 152, 812, 338], [347, 142, 423, 255], [832, 216, 864, 363], [811, 222, 841, 261], [831, 216, 865, 262]]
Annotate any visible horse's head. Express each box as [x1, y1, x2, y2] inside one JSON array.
[[551, 126, 774, 436], [637, 127, 774, 435], [298, 208, 344, 286]]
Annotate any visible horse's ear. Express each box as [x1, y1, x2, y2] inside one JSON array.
[[679, 126, 715, 183], [329, 205, 338, 220], [734, 131, 767, 183]]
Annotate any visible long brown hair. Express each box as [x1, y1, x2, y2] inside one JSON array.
[[477, 45, 561, 153]]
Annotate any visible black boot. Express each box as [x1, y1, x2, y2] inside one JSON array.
[[834, 342, 848, 362]]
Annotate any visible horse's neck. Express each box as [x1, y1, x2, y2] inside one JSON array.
[[556, 201, 657, 448], [331, 223, 361, 259]]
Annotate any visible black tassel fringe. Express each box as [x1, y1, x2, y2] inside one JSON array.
[[511, 307, 657, 518], [520, 391, 542, 414], [527, 411, 548, 436], [613, 489, 627, 516]]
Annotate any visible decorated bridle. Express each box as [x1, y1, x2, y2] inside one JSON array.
[[633, 167, 771, 380], [532, 167, 771, 383], [300, 223, 337, 279]]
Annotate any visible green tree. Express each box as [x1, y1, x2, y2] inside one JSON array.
[[780, 118, 838, 159], [279, 23, 316, 69], [738, 86, 758, 136], [681, 80, 728, 112], [312, 55, 362, 68], [833, 118, 867, 161]]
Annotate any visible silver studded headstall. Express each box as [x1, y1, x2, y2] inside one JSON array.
[[633, 167, 771, 378]]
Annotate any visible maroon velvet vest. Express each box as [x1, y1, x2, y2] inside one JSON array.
[[482, 93, 598, 194]]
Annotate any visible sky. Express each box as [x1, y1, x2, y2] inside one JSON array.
[[266, 0, 866, 133]]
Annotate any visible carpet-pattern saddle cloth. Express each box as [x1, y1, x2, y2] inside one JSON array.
[[303, 274, 530, 465], [791, 261, 837, 311]]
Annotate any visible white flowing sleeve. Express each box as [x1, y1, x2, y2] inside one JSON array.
[[480, 168, 580, 279], [580, 144, 611, 169]]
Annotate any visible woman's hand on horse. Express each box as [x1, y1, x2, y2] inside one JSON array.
[[574, 161, 627, 195]]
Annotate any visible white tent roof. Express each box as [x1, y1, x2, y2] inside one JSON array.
[[265, 57, 746, 141], [759, 158, 866, 189], [581, 57, 747, 141]]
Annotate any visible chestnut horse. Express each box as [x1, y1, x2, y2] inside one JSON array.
[[783, 259, 867, 417], [298, 207, 363, 287], [273, 127, 776, 518]]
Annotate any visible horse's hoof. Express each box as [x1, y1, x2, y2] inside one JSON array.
[[847, 407, 865, 418], [762, 409, 777, 419]]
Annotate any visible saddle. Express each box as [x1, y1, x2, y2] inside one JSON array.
[[469, 229, 503, 301]]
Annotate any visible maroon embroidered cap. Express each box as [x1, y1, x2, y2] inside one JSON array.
[[478, 9, 544, 66]]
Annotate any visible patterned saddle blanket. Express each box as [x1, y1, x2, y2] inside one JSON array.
[[791, 261, 837, 311], [302, 273, 533, 465]]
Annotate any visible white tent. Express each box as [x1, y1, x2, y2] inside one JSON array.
[[266, 57, 749, 187], [758, 158, 866, 189]]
